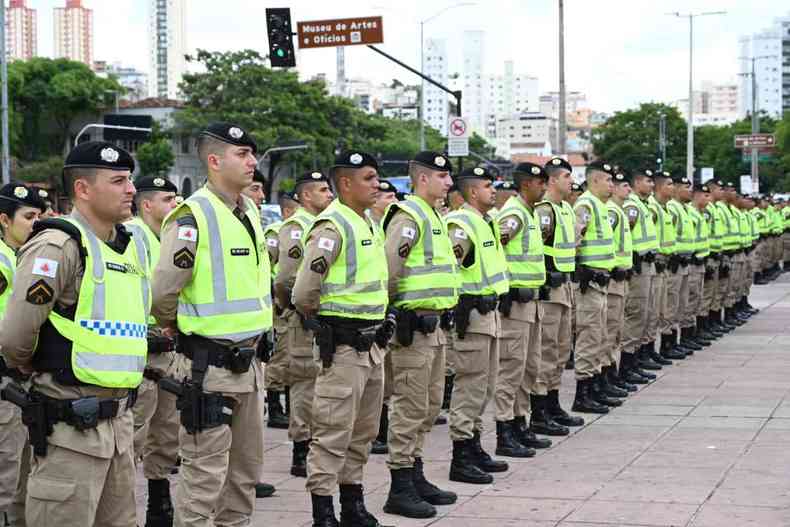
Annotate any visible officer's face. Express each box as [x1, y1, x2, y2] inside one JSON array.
[[144, 191, 178, 226], [0, 205, 41, 250], [677, 184, 692, 201], [373, 191, 398, 215], [694, 192, 711, 208], [302, 181, 334, 213], [472, 179, 496, 209], [656, 179, 674, 201], [79, 169, 136, 223], [340, 167, 379, 208], [551, 170, 573, 199], [614, 182, 631, 201], [212, 146, 258, 191], [242, 182, 266, 207], [423, 170, 453, 202], [633, 175, 654, 196], [523, 178, 546, 203]]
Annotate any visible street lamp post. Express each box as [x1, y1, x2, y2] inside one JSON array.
[[0, 0, 10, 184], [738, 55, 776, 193], [668, 11, 726, 181]]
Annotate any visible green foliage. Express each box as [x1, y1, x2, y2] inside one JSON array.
[[137, 140, 175, 177], [15, 157, 65, 190]]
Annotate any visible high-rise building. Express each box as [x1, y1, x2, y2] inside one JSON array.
[[423, 38, 449, 136], [738, 12, 790, 119], [54, 0, 93, 66], [149, 0, 187, 99], [483, 61, 539, 137], [93, 61, 149, 103], [5, 0, 37, 60], [463, 30, 486, 134]]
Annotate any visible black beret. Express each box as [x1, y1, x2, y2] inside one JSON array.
[[333, 150, 378, 171], [279, 191, 299, 203], [571, 182, 583, 192], [412, 151, 453, 173], [253, 168, 266, 184], [587, 160, 615, 175], [64, 141, 135, 172], [725, 182, 736, 189], [693, 183, 711, 193], [545, 157, 572, 173], [294, 170, 329, 189], [652, 170, 672, 181], [134, 175, 177, 193], [672, 175, 691, 185], [456, 166, 495, 182], [199, 122, 257, 153], [34, 187, 51, 202], [639, 168, 655, 178], [495, 181, 517, 191], [378, 180, 397, 194], [0, 182, 47, 212], [613, 170, 632, 185], [514, 162, 548, 180], [708, 179, 725, 187]]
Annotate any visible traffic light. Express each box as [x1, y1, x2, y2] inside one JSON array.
[[266, 8, 296, 68]]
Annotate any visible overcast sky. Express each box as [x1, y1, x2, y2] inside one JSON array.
[[28, 0, 790, 112]]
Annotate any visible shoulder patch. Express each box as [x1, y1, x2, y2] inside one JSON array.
[[266, 238, 278, 247], [310, 256, 328, 274], [26, 279, 53, 305], [627, 207, 638, 219], [32, 257, 58, 278], [506, 218, 518, 230], [453, 228, 468, 240], [288, 245, 302, 259], [453, 244, 463, 258], [318, 238, 335, 252], [398, 243, 410, 258], [541, 215, 551, 225], [290, 229, 302, 240], [173, 247, 195, 269], [177, 225, 197, 242], [176, 215, 197, 227], [401, 226, 416, 240]]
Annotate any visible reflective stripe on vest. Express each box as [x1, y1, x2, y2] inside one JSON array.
[[649, 197, 676, 255], [47, 216, 149, 388], [0, 239, 15, 316], [667, 200, 694, 256], [124, 217, 160, 324], [314, 200, 388, 319], [716, 202, 739, 250], [706, 203, 724, 252], [686, 205, 710, 258], [575, 192, 616, 270], [500, 195, 546, 287], [446, 207, 509, 296], [264, 220, 282, 277], [624, 195, 659, 254], [539, 200, 576, 272], [607, 200, 633, 270], [391, 196, 459, 309], [172, 188, 272, 342]]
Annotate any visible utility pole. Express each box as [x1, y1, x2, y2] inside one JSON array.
[[557, 0, 566, 155], [738, 55, 776, 194], [658, 112, 667, 171], [1, 0, 10, 183], [668, 11, 726, 181]]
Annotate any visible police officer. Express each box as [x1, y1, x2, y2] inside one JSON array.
[[534, 158, 584, 429], [152, 123, 272, 526], [125, 175, 180, 526], [568, 182, 583, 207], [0, 142, 146, 526], [493, 180, 517, 215], [571, 161, 620, 413], [724, 186, 751, 325], [604, 170, 637, 392], [495, 163, 556, 452], [273, 171, 334, 479], [704, 181, 733, 334], [292, 150, 388, 527], [380, 151, 458, 518], [446, 166, 509, 485], [0, 183, 46, 526], [686, 183, 715, 346]]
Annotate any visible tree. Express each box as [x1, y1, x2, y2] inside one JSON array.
[[592, 103, 687, 173], [136, 122, 175, 177], [15, 156, 65, 190]]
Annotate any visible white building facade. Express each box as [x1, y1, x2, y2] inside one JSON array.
[[54, 0, 92, 66], [149, 0, 187, 99], [6, 0, 37, 61], [422, 38, 449, 136]]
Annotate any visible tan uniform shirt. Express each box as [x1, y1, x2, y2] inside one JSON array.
[[0, 208, 133, 458], [449, 203, 499, 337], [273, 221, 305, 311], [265, 228, 279, 271], [292, 214, 385, 366], [151, 182, 263, 393], [535, 201, 573, 307], [498, 195, 541, 323]]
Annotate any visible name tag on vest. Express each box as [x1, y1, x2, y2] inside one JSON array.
[[432, 228, 442, 235], [361, 240, 372, 246], [106, 262, 127, 273], [230, 248, 250, 256], [483, 240, 494, 248]]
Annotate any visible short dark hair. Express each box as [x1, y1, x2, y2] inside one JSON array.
[[196, 135, 230, 169], [62, 167, 98, 198]]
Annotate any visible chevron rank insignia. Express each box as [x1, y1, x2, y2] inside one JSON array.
[[173, 248, 195, 269], [310, 256, 327, 274], [288, 246, 302, 259], [26, 279, 53, 305], [453, 244, 463, 258], [398, 243, 410, 258]]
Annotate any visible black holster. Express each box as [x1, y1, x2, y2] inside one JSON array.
[[159, 376, 235, 435], [304, 318, 336, 368], [439, 310, 455, 332], [147, 334, 176, 355], [498, 293, 513, 318], [256, 331, 274, 363], [633, 253, 643, 275], [454, 295, 475, 340], [395, 310, 439, 347], [1, 383, 51, 457]]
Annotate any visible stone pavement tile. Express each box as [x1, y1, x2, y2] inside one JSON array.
[[482, 477, 605, 500], [250, 509, 312, 526], [570, 423, 667, 443], [762, 417, 790, 429], [592, 479, 713, 505], [733, 444, 790, 475], [627, 394, 708, 406], [676, 416, 767, 430], [662, 426, 760, 443], [614, 465, 727, 486], [709, 469, 790, 508], [689, 405, 776, 418], [565, 500, 697, 526], [507, 461, 624, 481], [431, 518, 556, 527], [447, 495, 580, 521], [632, 440, 748, 469], [689, 503, 790, 526], [771, 406, 790, 418], [614, 404, 694, 416], [589, 414, 682, 428]]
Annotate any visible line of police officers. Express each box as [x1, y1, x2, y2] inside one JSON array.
[[0, 120, 787, 527]]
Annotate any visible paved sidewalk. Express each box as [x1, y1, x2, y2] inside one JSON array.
[[137, 276, 790, 526]]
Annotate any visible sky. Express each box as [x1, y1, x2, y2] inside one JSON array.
[[27, 0, 790, 113]]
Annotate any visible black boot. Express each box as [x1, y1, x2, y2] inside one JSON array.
[[471, 430, 508, 472], [383, 468, 436, 518], [291, 440, 309, 477], [413, 457, 457, 505], [591, 373, 623, 407], [495, 421, 535, 458], [442, 374, 454, 410], [513, 415, 551, 448], [267, 390, 289, 429], [755, 271, 768, 285], [546, 389, 584, 426], [660, 333, 685, 360], [599, 367, 628, 398], [721, 308, 739, 329], [449, 439, 493, 484], [145, 478, 173, 527], [530, 393, 570, 436], [339, 484, 382, 527], [672, 329, 694, 356], [744, 296, 759, 314], [572, 378, 609, 414], [645, 340, 672, 366], [680, 327, 703, 351], [311, 494, 339, 527], [607, 363, 636, 392], [620, 353, 648, 385], [725, 307, 745, 327], [638, 343, 663, 370], [692, 323, 713, 346], [256, 482, 276, 498], [697, 316, 718, 340], [707, 311, 728, 334], [370, 404, 388, 454]]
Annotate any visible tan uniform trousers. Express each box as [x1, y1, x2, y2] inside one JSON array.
[[623, 262, 655, 353], [383, 353, 394, 404], [132, 351, 179, 480], [662, 269, 681, 335], [703, 259, 720, 314], [646, 265, 664, 342], [495, 300, 541, 421], [782, 232, 790, 262], [285, 313, 319, 443], [573, 283, 608, 380], [264, 317, 290, 392], [444, 332, 456, 376], [673, 264, 691, 329], [306, 345, 384, 495], [685, 264, 705, 328], [0, 384, 27, 525], [387, 328, 445, 470], [448, 332, 498, 441], [536, 282, 572, 393], [26, 402, 136, 527], [605, 280, 628, 368], [727, 253, 745, 306], [717, 255, 733, 310], [174, 362, 265, 527]]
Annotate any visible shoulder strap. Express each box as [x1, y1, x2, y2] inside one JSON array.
[[30, 218, 87, 267]]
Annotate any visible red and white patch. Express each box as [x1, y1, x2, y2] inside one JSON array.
[[318, 238, 335, 251], [177, 226, 197, 242], [32, 257, 58, 278]]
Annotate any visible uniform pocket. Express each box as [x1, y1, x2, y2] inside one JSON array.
[[28, 476, 76, 502], [313, 383, 353, 428]]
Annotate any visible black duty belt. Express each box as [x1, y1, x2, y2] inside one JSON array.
[[611, 268, 629, 282], [177, 334, 257, 373], [42, 390, 136, 431], [642, 252, 657, 263], [148, 335, 176, 355], [546, 272, 569, 288], [329, 324, 381, 353], [143, 367, 165, 383]]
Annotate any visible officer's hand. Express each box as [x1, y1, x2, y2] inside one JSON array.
[[376, 309, 397, 348], [161, 325, 177, 339]]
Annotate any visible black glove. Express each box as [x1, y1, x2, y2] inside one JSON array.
[[375, 308, 397, 349]]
